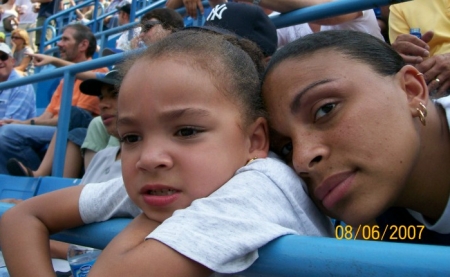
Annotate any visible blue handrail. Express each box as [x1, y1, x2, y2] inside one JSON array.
[[0, 201, 448, 276]]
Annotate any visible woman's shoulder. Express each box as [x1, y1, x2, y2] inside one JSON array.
[[24, 46, 34, 54]]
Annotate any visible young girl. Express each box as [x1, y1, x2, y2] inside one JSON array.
[[262, 30, 450, 245], [0, 30, 333, 276]]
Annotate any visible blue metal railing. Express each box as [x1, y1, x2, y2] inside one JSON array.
[[0, 202, 448, 276]]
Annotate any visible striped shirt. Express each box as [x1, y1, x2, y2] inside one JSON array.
[[0, 69, 36, 120]]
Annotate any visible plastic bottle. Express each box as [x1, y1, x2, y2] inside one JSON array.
[[67, 244, 102, 277], [410, 28, 422, 39]]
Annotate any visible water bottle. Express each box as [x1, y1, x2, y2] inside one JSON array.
[[410, 28, 422, 39], [67, 244, 102, 277]]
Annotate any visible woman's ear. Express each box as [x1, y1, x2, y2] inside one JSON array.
[[247, 117, 270, 159], [397, 65, 429, 115]]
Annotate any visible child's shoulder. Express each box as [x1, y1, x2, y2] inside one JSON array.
[[237, 152, 300, 181]]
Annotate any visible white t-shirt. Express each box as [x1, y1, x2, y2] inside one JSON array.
[[80, 153, 333, 274], [80, 146, 122, 185], [277, 9, 384, 48], [116, 27, 140, 51], [15, 0, 38, 23]]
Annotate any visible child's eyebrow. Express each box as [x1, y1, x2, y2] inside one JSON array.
[[116, 108, 211, 127], [160, 108, 211, 121]]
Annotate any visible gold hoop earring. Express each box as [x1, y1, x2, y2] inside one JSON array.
[[246, 157, 258, 165], [417, 102, 427, 126]]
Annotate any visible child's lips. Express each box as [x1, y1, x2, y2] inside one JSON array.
[[140, 184, 181, 207]]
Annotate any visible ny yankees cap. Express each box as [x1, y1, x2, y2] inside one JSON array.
[[80, 70, 121, 96], [205, 2, 277, 57]]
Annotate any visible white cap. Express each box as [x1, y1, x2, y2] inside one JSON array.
[[0, 43, 12, 56]]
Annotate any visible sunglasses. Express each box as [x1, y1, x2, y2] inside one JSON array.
[[141, 20, 162, 33], [0, 53, 9, 61], [11, 36, 22, 40]]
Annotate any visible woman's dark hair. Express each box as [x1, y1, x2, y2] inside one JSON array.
[[63, 24, 97, 58], [141, 8, 184, 32], [264, 30, 406, 82], [118, 30, 266, 124]]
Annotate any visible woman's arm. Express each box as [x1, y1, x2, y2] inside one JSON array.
[[14, 54, 31, 72], [89, 214, 212, 277], [0, 185, 85, 276]]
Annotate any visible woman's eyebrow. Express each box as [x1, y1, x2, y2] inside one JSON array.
[[290, 79, 334, 114]]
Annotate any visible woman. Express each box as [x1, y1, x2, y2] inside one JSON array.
[[262, 30, 450, 245], [10, 28, 33, 75]]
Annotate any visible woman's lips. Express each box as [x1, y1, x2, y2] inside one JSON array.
[[314, 171, 356, 210]]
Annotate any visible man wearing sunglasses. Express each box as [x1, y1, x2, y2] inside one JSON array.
[[0, 24, 108, 174], [0, 43, 35, 122], [130, 8, 184, 49]]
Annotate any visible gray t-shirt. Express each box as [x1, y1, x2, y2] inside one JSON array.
[[79, 153, 333, 273], [80, 146, 122, 184]]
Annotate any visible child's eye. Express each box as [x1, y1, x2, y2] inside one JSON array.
[[175, 127, 202, 138], [120, 134, 141, 144], [315, 103, 336, 121]]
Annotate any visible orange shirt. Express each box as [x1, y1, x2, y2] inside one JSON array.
[[45, 67, 109, 116]]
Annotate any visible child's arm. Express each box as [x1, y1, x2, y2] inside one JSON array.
[[0, 185, 85, 276], [89, 213, 212, 277]]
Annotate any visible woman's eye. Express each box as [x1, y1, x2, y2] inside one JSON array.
[[315, 103, 336, 121], [120, 135, 141, 144], [175, 127, 201, 137], [279, 141, 293, 163]]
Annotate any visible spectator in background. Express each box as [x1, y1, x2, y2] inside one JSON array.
[[277, 9, 383, 48], [0, 43, 35, 122], [115, 2, 140, 51], [0, 0, 19, 44], [130, 8, 184, 49], [16, 0, 38, 50], [0, 24, 108, 174], [389, 0, 450, 96], [7, 70, 121, 179], [203, 2, 277, 60], [10, 28, 34, 76], [31, 0, 55, 50], [103, 0, 128, 29]]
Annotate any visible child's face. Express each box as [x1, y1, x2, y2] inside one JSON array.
[[118, 58, 252, 222], [99, 84, 119, 137]]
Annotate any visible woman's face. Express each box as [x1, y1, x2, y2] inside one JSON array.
[[263, 50, 422, 225], [11, 33, 23, 46]]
